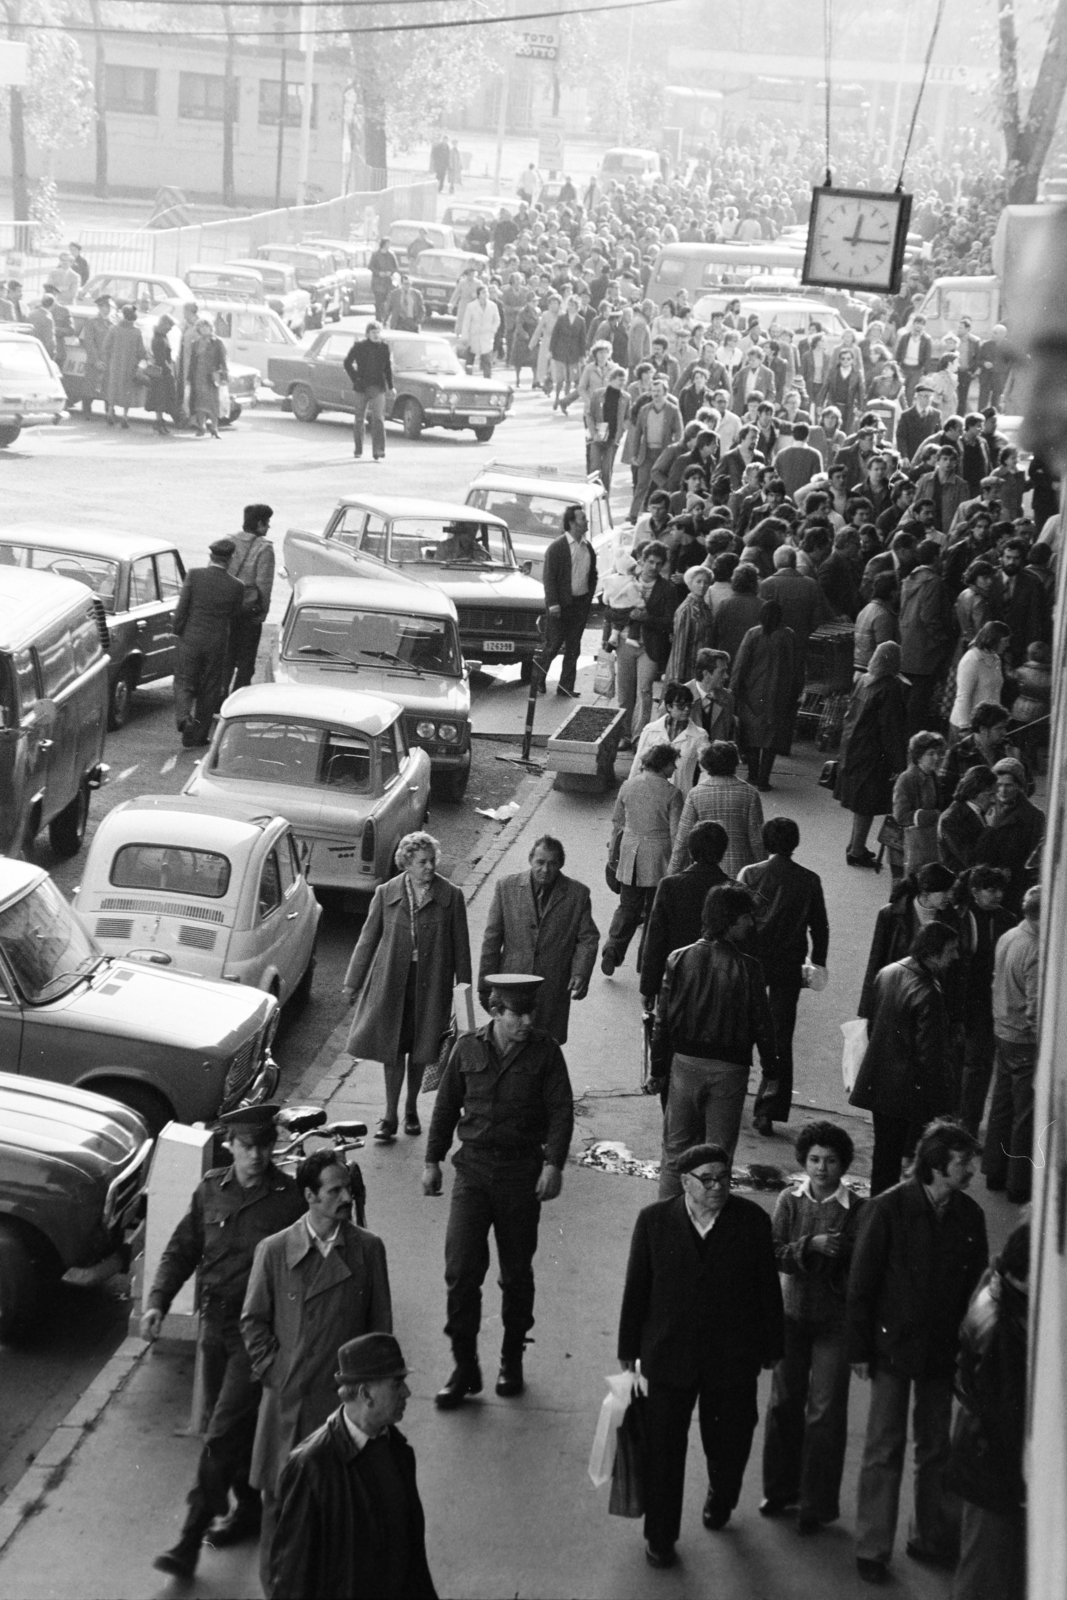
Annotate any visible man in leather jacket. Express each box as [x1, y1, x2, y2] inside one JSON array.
[[652, 883, 775, 1194]]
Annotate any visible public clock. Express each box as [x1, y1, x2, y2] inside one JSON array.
[[802, 186, 913, 295]]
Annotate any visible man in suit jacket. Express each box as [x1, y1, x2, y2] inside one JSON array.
[[478, 834, 599, 1043], [640, 820, 731, 1007], [730, 348, 776, 415], [995, 538, 1049, 667], [173, 537, 245, 747], [618, 1142, 784, 1566], [895, 315, 933, 402], [895, 384, 942, 463], [738, 818, 829, 1135], [538, 504, 598, 697]]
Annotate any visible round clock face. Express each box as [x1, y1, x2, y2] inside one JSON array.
[[812, 196, 898, 284]]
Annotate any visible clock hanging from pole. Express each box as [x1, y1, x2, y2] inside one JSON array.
[[802, 186, 913, 294]]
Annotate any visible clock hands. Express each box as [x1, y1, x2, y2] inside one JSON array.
[[844, 211, 889, 248]]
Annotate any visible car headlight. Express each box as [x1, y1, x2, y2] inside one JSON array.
[[443, 390, 459, 405], [415, 719, 436, 738], [437, 724, 459, 743]]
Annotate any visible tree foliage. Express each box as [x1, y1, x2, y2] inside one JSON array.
[[998, 0, 1067, 201]]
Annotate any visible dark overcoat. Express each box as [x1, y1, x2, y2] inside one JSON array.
[[731, 623, 797, 753], [477, 870, 599, 1044], [835, 672, 907, 815]]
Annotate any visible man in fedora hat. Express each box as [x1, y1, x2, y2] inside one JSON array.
[[424, 972, 574, 1408], [268, 1334, 437, 1599], [172, 537, 245, 747], [141, 1106, 304, 1581]]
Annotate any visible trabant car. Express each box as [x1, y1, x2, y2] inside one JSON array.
[[0, 857, 280, 1135], [440, 201, 500, 251], [0, 524, 185, 729], [0, 1071, 152, 1338], [408, 249, 487, 321], [76, 272, 191, 313], [184, 263, 266, 306], [386, 220, 456, 265], [0, 329, 67, 447], [75, 797, 321, 1001], [464, 463, 616, 582], [689, 293, 853, 350], [255, 245, 349, 318], [268, 323, 513, 441], [183, 685, 431, 888], [272, 576, 471, 800], [283, 494, 544, 676], [154, 297, 300, 385], [302, 238, 375, 306], [224, 258, 312, 330]]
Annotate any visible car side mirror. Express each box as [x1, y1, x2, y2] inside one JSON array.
[[520, 560, 533, 576]]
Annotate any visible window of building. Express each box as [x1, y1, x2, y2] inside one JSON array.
[[179, 72, 232, 122], [105, 65, 158, 116], [258, 79, 317, 129]]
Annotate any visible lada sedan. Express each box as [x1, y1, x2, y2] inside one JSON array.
[[74, 797, 321, 1002], [183, 684, 432, 891], [0, 858, 279, 1135], [464, 463, 617, 583]]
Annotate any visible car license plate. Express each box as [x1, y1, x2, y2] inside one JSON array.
[[483, 640, 514, 653], [467, 411, 491, 421]]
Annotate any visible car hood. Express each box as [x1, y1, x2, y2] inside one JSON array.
[[46, 959, 272, 1051], [391, 567, 543, 606], [0, 1074, 147, 1175], [274, 656, 470, 716], [184, 771, 372, 831], [402, 371, 508, 395]]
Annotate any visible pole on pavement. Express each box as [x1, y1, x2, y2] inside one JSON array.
[[274, 35, 289, 208], [496, 654, 547, 771], [296, 0, 318, 209]]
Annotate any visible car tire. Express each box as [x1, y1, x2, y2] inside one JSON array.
[[291, 954, 315, 1008], [291, 385, 320, 423], [48, 780, 89, 858], [473, 424, 495, 442], [399, 398, 424, 439], [94, 1080, 173, 1139], [0, 424, 21, 448], [107, 666, 137, 731], [0, 1224, 39, 1342], [433, 763, 470, 804]]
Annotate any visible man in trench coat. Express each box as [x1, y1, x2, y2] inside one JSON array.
[[241, 1148, 392, 1593], [477, 834, 599, 1044]]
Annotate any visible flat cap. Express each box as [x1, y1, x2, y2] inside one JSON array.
[[336, 1333, 409, 1385], [676, 1142, 731, 1175], [209, 537, 237, 560], [218, 1103, 279, 1140]]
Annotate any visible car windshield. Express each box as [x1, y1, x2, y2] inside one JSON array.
[[388, 517, 511, 567], [0, 878, 102, 1003], [465, 489, 567, 542], [0, 544, 120, 610], [285, 605, 461, 675], [211, 719, 373, 792], [394, 339, 465, 376], [0, 342, 54, 377], [110, 844, 232, 897], [418, 256, 467, 284]]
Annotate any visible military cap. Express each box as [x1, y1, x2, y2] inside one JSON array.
[[218, 1103, 280, 1142], [484, 972, 543, 1012], [209, 537, 237, 561], [336, 1332, 409, 1385]]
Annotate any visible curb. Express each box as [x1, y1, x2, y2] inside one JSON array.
[[0, 1335, 148, 1554]]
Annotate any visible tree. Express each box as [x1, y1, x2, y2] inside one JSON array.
[[1, 0, 93, 221], [998, 0, 1067, 202]]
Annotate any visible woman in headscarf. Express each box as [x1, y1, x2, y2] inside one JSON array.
[[834, 640, 908, 867], [664, 563, 714, 683], [147, 313, 179, 436], [974, 757, 1045, 915], [509, 290, 540, 389], [187, 315, 228, 438], [730, 599, 796, 791], [102, 302, 146, 429]]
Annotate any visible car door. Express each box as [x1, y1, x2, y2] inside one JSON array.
[[0, 960, 24, 1072], [151, 549, 185, 679], [276, 829, 316, 999], [253, 844, 285, 991], [229, 309, 275, 380], [311, 332, 353, 409], [126, 555, 171, 683]]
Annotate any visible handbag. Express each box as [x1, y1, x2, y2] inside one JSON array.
[[608, 1391, 648, 1517], [876, 814, 904, 852], [817, 759, 838, 789], [903, 821, 940, 873], [421, 1017, 457, 1095], [593, 649, 615, 698], [216, 381, 231, 419], [605, 829, 623, 894], [133, 359, 152, 387]]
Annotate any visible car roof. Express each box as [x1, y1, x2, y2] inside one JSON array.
[[219, 681, 405, 735], [468, 469, 602, 502], [414, 249, 484, 264], [0, 567, 103, 648], [114, 794, 284, 826], [0, 522, 177, 561], [187, 261, 261, 277], [0, 856, 47, 911], [96, 801, 277, 854], [333, 493, 509, 529], [291, 573, 457, 620], [86, 272, 188, 290]]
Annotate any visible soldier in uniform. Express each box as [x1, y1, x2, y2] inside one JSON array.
[[140, 1105, 304, 1581], [423, 973, 575, 1407], [172, 536, 244, 747]]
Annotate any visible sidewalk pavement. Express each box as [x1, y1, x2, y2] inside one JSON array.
[[0, 740, 1018, 1600]]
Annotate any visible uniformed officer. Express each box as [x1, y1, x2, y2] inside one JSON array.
[[423, 973, 575, 1407], [172, 536, 244, 748], [140, 1105, 304, 1581]]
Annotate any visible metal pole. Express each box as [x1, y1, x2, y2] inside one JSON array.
[[493, 63, 510, 191], [887, 0, 911, 173], [274, 38, 288, 209], [296, 0, 317, 208]]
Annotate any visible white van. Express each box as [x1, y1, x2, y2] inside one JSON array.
[[599, 147, 661, 187]]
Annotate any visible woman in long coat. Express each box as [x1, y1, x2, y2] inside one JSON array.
[[528, 292, 561, 393], [835, 639, 908, 867], [509, 291, 540, 388], [601, 743, 683, 975], [817, 347, 865, 433], [103, 302, 146, 427], [344, 830, 471, 1143], [147, 313, 178, 435], [730, 600, 796, 790], [187, 316, 228, 437], [664, 564, 714, 684]]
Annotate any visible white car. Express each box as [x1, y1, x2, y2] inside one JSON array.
[[155, 297, 300, 383], [183, 684, 432, 893], [464, 463, 616, 582], [0, 330, 67, 447], [74, 796, 321, 1004]]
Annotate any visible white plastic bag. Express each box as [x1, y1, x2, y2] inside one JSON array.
[[841, 1017, 868, 1093], [588, 1368, 647, 1487], [594, 649, 615, 699]]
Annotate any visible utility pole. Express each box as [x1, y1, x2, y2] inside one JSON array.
[[274, 9, 289, 208], [494, 0, 513, 191], [295, 0, 317, 207]]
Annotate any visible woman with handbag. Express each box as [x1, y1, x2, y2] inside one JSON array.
[[601, 744, 683, 976], [343, 831, 471, 1144], [187, 315, 228, 438], [102, 301, 147, 430], [886, 730, 946, 881], [147, 313, 179, 436]]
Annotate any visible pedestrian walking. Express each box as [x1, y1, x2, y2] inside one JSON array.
[[981, 885, 1040, 1203], [143, 1106, 304, 1582], [601, 743, 683, 977], [738, 818, 829, 1136], [617, 1141, 784, 1567], [835, 640, 908, 868], [478, 835, 598, 1045], [342, 321, 394, 461], [974, 757, 1045, 915], [588, 364, 630, 488], [187, 315, 228, 437], [640, 820, 731, 1008], [268, 1333, 437, 1600], [459, 284, 500, 378], [68, 240, 90, 285], [226, 503, 275, 692], [668, 739, 764, 879], [27, 293, 57, 358], [730, 601, 796, 791], [614, 540, 679, 742], [684, 648, 735, 742], [384, 272, 425, 331], [343, 831, 471, 1143], [652, 884, 775, 1182], [79, 295, 112, 417], [939, 766, 998, 877], [760, 1120, 865, 1534], [538, 504, 597, 699], [103, 303, 145, 428], [172, 538, 245, 747], [147, 313, 179, 434], [953, 864, 1014, 1134], [664, 565, 714, 685], [368, 238, 399, 321], [424, 973, 574, 1407], [175, 301, 200, 423], [241, 1149, 392, 1592], [848, 1118, 988, 1585]]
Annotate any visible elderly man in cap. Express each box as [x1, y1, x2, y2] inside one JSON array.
[[172, 537, 245, 747], [424, 972, 574, 1407], [268, 1333, 437, 1599], [141, 1106, 304, 1580]]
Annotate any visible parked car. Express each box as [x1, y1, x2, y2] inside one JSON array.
[[0, 857, 280, 1135], [464, 463, 616, 582], [0, 566, 110, 859], [76, 273, 191, 313], [302, 238, 375, 306], [183, 685, 432, 891], [59, 308, 257, 423], [0, 524, 185, 729], [155, 297, 299, 384], [0, 329, 67, 447], [225, 258, 312, 330], [74, 796, 321, 1000], [689, 292, 853, 350], [272, 576, 472, 800], [439, 201, 499, 251], [386, 220, 455, 265], [255, 244, 349, 318], [283, 494, 544, 677], [0, 1071, 152, 1339], [268, 322, 513, 441], [407, 249, 486, 320], [184, 263, 266, 306]]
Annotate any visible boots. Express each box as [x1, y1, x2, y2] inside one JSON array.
[[153, 1504, 213, 1579], [435, 1344, 482, 1410], [496, 1335, 526, 1397], [205, 1493, 261, 1548]]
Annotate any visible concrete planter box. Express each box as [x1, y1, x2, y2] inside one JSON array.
[[545, 705, 627, 793]]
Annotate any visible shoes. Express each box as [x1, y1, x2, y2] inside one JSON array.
[[796, 1514, 821, 1536], [905, 1540, 957, 1571], [204, 1504, 261, 1548], [353, 450, 363, 459], [757, 782, 772, 792], [601, 951, 617, 976], [645, 1543, 677, 1569], [758, 1496, 796, 1518], [374, 1118, 398, 1144], [846, 849, 878, 868], [120, 418, 130, 430], [856, 1557, 889, 1585], [403, 1113, 421, 1137], [105, 413, 115, 428], [434, 1363, 483, 1410], [753, 1115, 773, 1137], [702, 1488, 731, 1530], [556, 685, 577, 698], [372, 455, 384, 462], [153, 1536, 202, 1579], [495, 1354, 524, 1397]]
